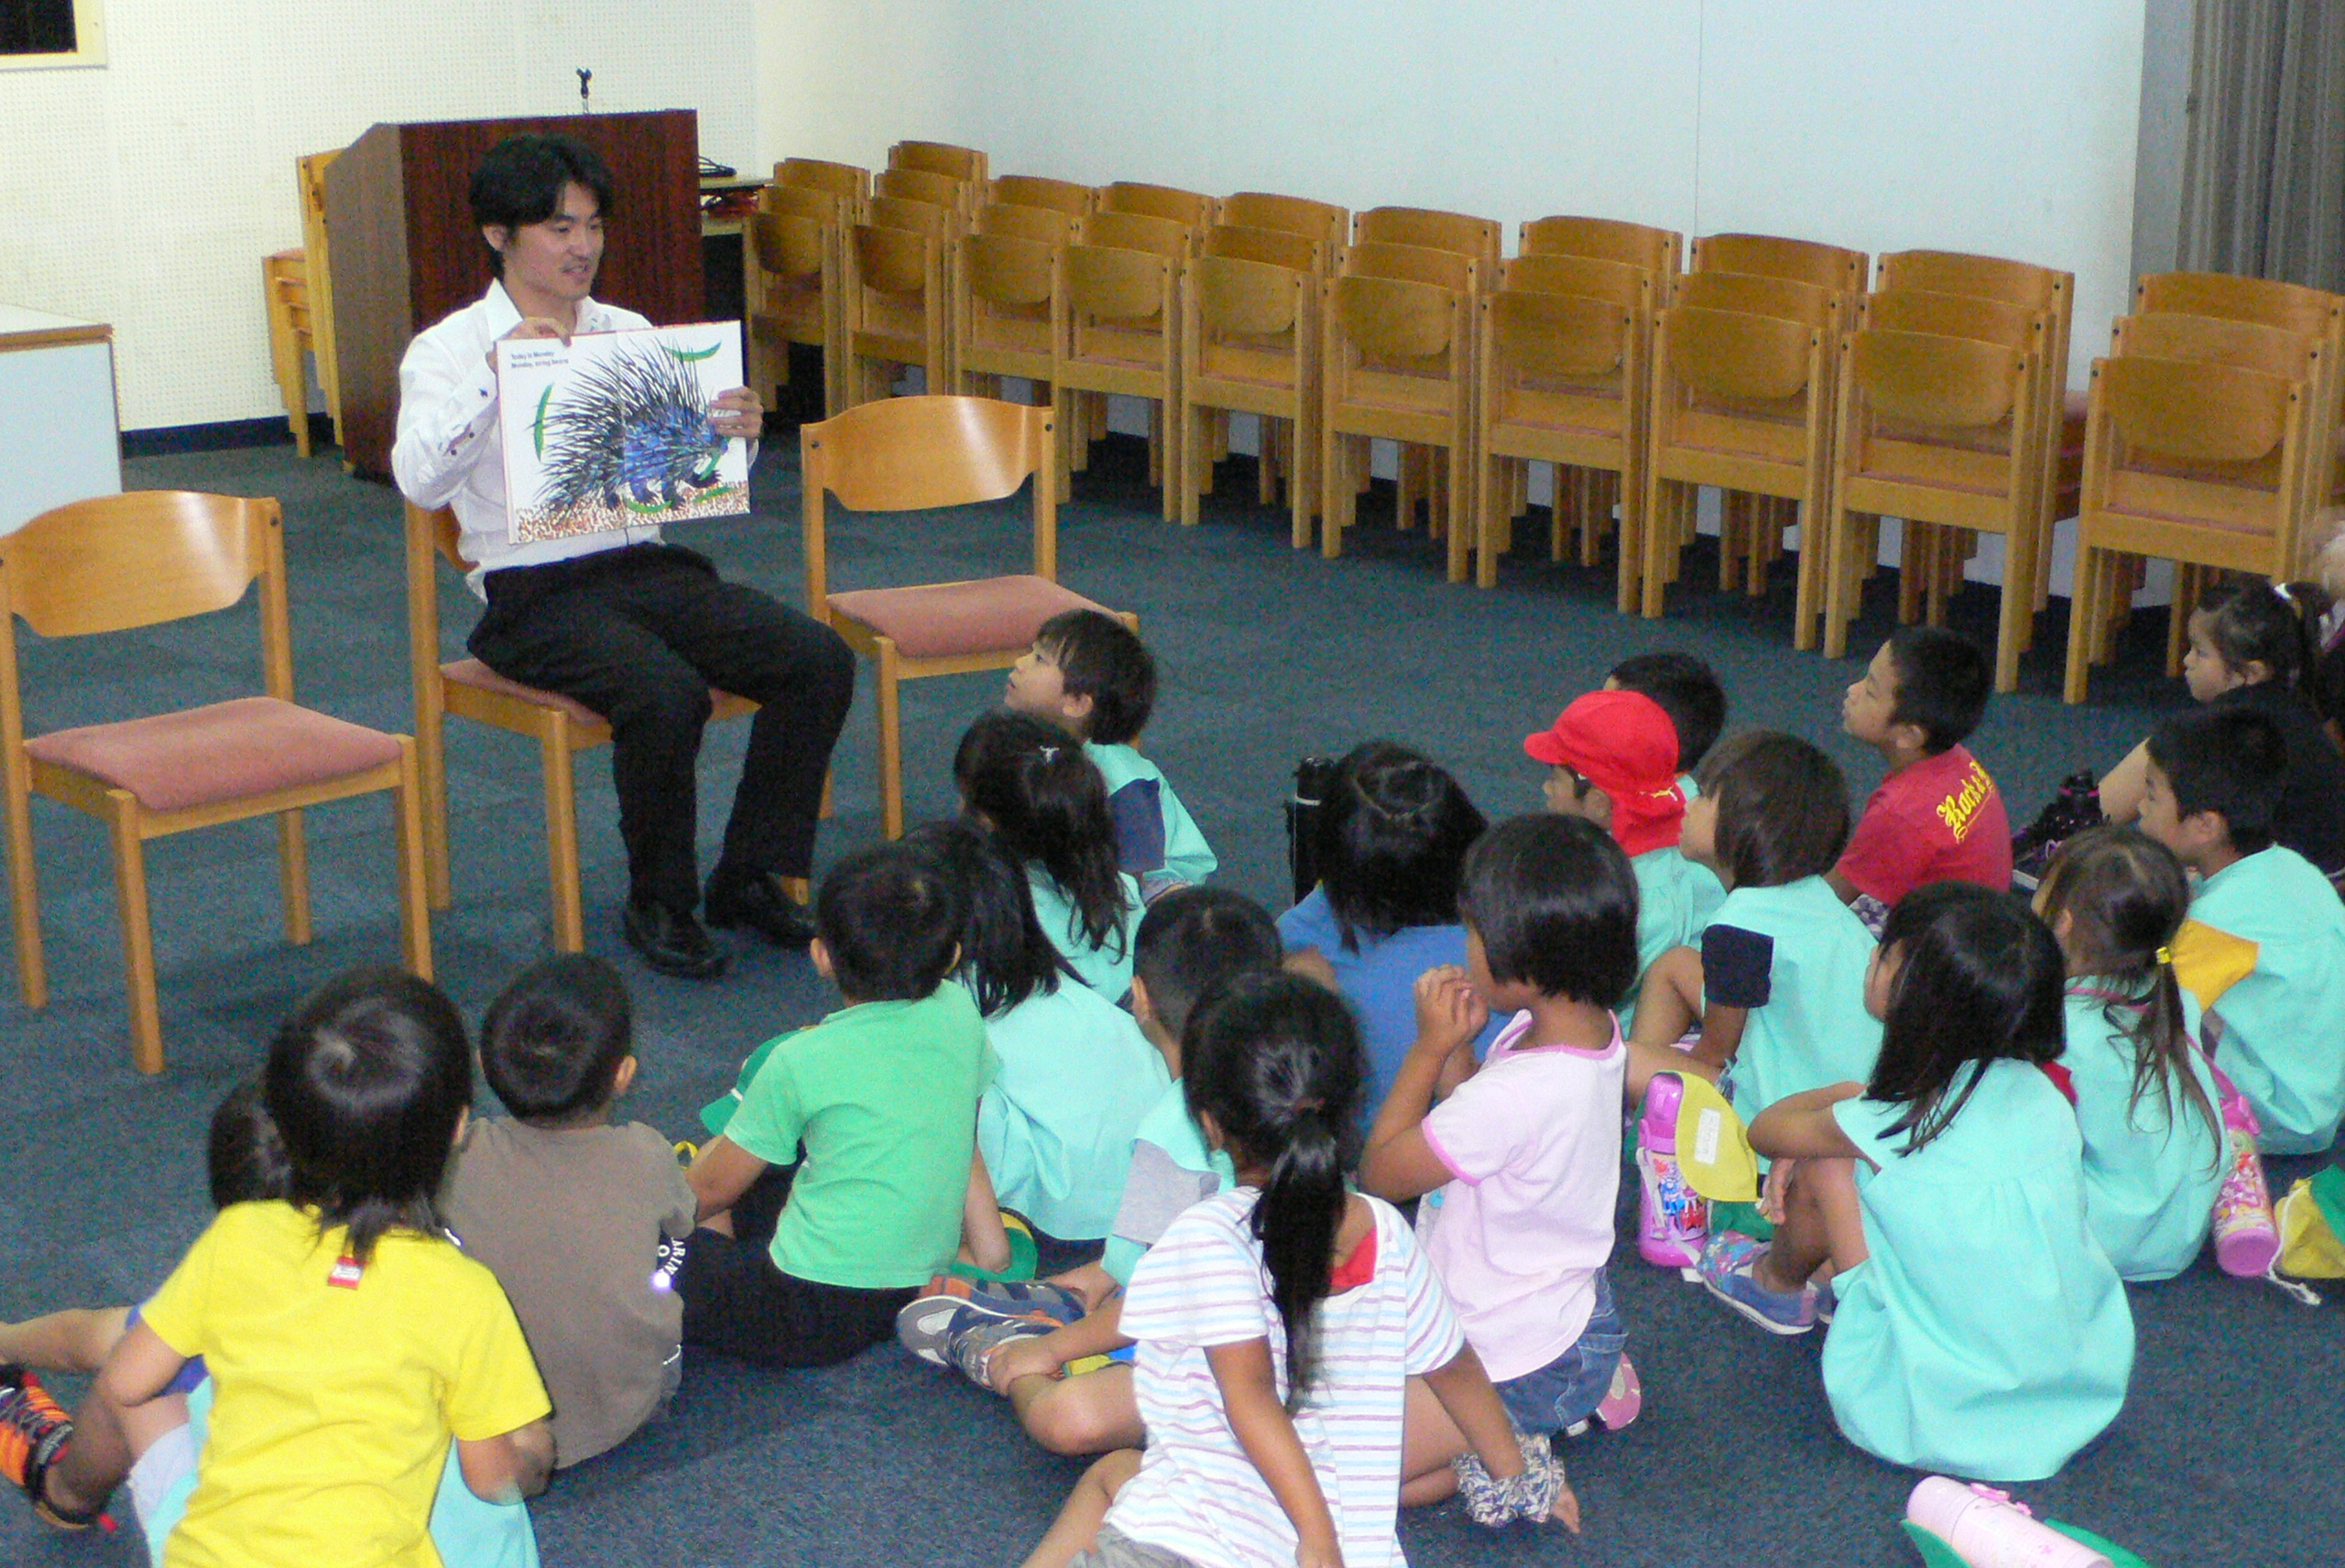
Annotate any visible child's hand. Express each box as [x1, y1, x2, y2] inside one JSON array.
[[1759, 1156, 1797, 1225], [1411, 967, 1488, 1060], [987, 1334, 1063, 1393]]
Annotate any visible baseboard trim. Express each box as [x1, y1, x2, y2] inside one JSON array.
[[121, 416, 335, 459]]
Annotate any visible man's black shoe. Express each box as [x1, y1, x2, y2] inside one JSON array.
[[623, 898, 728, 979], [704, 867, 819, 947]]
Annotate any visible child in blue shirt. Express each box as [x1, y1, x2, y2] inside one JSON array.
[[1005, 608, 1216, 902], [2136, 705, 2345, 1153]]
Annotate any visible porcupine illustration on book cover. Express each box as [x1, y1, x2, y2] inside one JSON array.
[[495, 321, 752, 545]]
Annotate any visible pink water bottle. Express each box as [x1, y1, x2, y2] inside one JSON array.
[[1636, 1073, 1707, 1270], [2211, 1090, 2280, 1277], [1904, 1477, 2111, 1568]]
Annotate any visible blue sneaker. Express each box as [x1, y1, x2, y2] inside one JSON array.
[[894, 1296, 1054, 1387], [1697, 1234, 1817, 1335], [911, 1273, 1086, 1325]]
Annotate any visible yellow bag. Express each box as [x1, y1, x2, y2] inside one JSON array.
[[2276, 1170, 2345, 1279]]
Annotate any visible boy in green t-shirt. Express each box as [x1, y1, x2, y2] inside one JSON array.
[[894, 887, 1282, 1454], [679, 844, 1000, 1367], [1004, 607, 1216, 902]]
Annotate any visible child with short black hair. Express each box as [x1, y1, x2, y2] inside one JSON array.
[[1363, 814, 1643, 1444], [1606, 650, 1727, 794], [8, 969, 552, 1561], [1007, 607, 1217, 901], [958, 709, 1144, 999], [439, 955, 697, 1467], [2137, 706, 2345, 1153], [1831, 627, 2012, 923], [681, 844, 998, 1366]]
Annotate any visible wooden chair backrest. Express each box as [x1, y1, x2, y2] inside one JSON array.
[[2, 491, 277, 637], [1662, 307, 1816, 402], [758, 183, 845, 224], [855, 224, 941, 295], [1670, 270, 1835, 331], [2097, 356, 2295, 466], [1862, 289, 2037, 353], [2115, 311, 2322, 383], [1194, 255, 1304, 339], [1099, 181, 1216, 230], [1220, 191, 1347, 252], [961, 233, 1059, 310], [1064, 245, 1172, 321], [1519, 215, 1683, 277], [1486, 290, 1631, 379], [1501, 254, 1646, 311], [865, 195, 954, 240], [1693, 233, 1867, 294], [992, 175, 1093, 217], [1080, 210, 1191, 262], [751, 212, 829, 282], [1877, 249, 2066, 314], [1205, 224, 1321, 275], [1330, 274, 1461, 362], [1353, 206, 1500, 266], [296, 149, 343, 422], [1849, 329, 2023, 430], [875, 167, 969, 212], [2135, 271, 2344, 343], [1342, 240, 1476, 295], [977, 202, 1077, 245], [889, 141, 987, 183], [776, 158, 870, 206]]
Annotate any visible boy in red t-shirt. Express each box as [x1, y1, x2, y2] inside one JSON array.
[[1828, 627, 2012, 929]]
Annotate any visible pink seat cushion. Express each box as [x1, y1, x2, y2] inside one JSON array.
[[442, 659, 603, 727], [826, 575, 1114, 660], [24, 696, 403, 813]]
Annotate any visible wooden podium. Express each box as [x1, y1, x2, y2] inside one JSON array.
[[325, 110, 704, 476]]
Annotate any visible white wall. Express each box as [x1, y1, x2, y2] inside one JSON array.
[[0, 0, 757, 430], [757, 0, 2147, 386]]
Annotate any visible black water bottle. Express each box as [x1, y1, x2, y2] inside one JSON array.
[[1286, 756, 1336, 905]]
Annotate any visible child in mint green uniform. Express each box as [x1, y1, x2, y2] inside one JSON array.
[[2035, 826, 2223, 1279], [1004, 608, 1216, 902], [2138, 706, 2345, 1154], [956, 710, 1143, 1000], [1728, 885, 2132, 1482]]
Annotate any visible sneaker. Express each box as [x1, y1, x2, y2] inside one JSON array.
[[0, 1366, 88, 1530], [911, 1272, 1086, 1326], [895, 1295, 1055, 1384], [1697, 1235, 1818, 1335], [948, 1316, 1057, 1388], [2010, 769, 2102, 889], [1565, 1354, 1643, 1437]]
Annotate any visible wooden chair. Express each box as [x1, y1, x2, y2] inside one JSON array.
[[802, 396, 1129, 837], [2065, 355, 2318, 702], [775, 157, 870, 215], [1827, 328, 2041, 691], [1220, 192, 1347, 255], [4, 493, 430, 1073], [1479, 257, 1652, 607], [1206, 224, 1324, 277], [2136, 272, 2345, 506], [1100, 181, 1217, 235], [1691, 233, 1868, 307], [844, 214, 950, 406], [1320, 273, 1472, 578], [264, 250, 320, 458], [1641, 306, 1835, 648], [401, 503, 758, 953], [1183, 252, 1316, 544], [991, 175, 1094, 219], [1340, 243, 1486, 537], [1520, 215, 1683, 278], [1055, 213, 1187, 513], [294, 150, 344, 456], [1353, 206, 1501, 268], [746, 186, 846, 419], [977, 202, 1078, 245], [874, 166, 974, 229], [955, 229, 1063, 402], [889, 140, 987, 183]]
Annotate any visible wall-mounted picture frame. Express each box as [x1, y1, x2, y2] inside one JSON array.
[[1, 0, 107, 71]]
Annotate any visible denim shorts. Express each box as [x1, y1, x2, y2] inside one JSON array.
[[1493, 1268, 1627, 1436]]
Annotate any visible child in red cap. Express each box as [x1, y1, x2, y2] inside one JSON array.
[[1527, 690, 1725, 1034]]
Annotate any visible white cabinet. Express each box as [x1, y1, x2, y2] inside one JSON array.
[[0, 306, 122, 536]]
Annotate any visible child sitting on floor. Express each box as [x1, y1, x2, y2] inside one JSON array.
[[1361, 814, 1643, 1443], [1723, 884, 2132, 1482], [905, 820, 1168, 1253], [439, 954, 697, 1468], [2032, 826, 2223, 1280], [1830, 626, 2012, 930], [958, 710, 1144, 1000], [1020, 974, 1572, 1568], [1606, 649, 1728, 799], [1529, 688, 1724, 1033], [1279, 740, 1502, 1116], [1006, 607, 1217, 903], [680, 844, 999, 1366], [0, 1073, 540, 1564], [2135, 706, 2345, 1154], [894, 887, 1285, 1456], [6, 969, 553, 1560]]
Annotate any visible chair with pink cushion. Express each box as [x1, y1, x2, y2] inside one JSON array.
[[1, 491, 431, 1073], [802, 395, 1135, 838], [402, 501, 761, 953]]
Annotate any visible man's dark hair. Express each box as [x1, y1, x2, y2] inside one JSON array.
[[816, 843, 967, 1002], [1702, 731, 1852, 887], [1886, 626, 1991, 754], [1608, 651, 1727, 773], [480, 954, 633, 1125], [1457, 815, 1641, 1007], [469, 134, 614, 278], [1133, 886, 1284, 1040], [2147, 706, 2286, 855], [1035, 609, 1156, 746]]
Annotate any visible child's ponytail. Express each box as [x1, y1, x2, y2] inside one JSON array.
[[954, 710, 1132, 958], [2194, 574, 2319, 690], [1183, 973, 1366, 1406]]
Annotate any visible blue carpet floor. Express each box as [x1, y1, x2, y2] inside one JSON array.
[[0, 432, 2330, 1567]]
